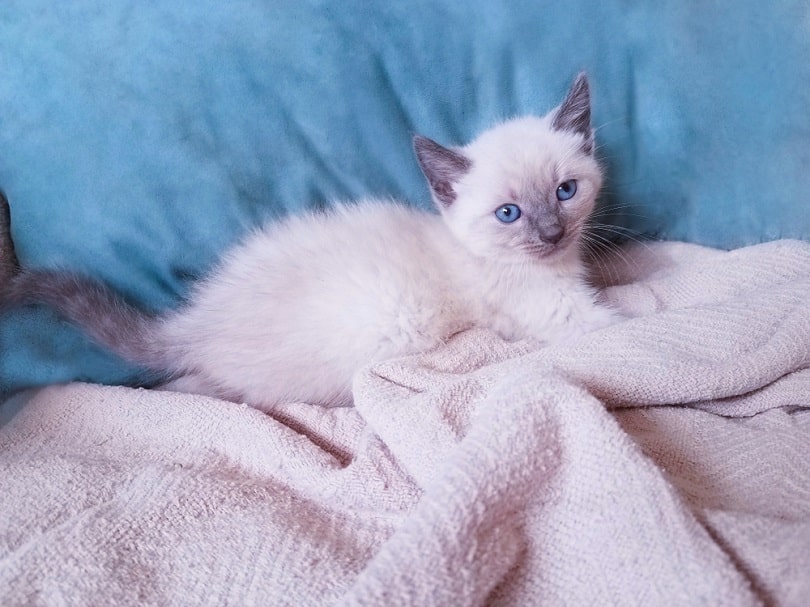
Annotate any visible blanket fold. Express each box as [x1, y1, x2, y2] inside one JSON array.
[[1, 240, 809, 606]]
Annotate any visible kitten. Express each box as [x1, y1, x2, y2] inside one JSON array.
[[0, 73, 617, 411]]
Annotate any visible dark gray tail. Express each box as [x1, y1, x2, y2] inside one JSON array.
[[0, 190, 20, 283], [0, 191, 170, 372]]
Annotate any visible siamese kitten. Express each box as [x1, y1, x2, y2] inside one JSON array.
[[0, 73, 617, 411]]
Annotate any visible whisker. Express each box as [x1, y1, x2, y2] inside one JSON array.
[[590, 209, 651, 223], [586, 222, 649, 251], [581, 231, 642, 282], [592, 115, 630, 133], [588, 226, 652, 250], [588, 222, 651, 242], [592, 201, 648, 213], [587, 227, 656, 264], [579, 234, 626, 286], [587, 220, 647, 233], [581, 242, 617, 286]]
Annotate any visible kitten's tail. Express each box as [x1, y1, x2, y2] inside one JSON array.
[[0, 191, 171, 372], [0, 190, 20, 283]]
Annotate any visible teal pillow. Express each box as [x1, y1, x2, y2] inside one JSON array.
[[1, 1, 808, 396]]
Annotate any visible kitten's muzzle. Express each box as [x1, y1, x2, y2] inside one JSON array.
[[528, 209, 566, 246], [538, 223, 565, 245]]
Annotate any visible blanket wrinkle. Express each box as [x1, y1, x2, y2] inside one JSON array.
[[339, 376, 569, 607], [535, 279, 810, 408], [1, 240, 809, 606]]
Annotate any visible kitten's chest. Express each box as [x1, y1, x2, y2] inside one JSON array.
[[472, 267, 599, 344]]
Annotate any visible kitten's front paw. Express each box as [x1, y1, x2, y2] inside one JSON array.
[[569, 302, 625, 338], [589, 305, 626, 332]]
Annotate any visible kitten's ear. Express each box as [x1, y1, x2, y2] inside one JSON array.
[[551, 72, 594, 153], [413, 135, 472, 207]]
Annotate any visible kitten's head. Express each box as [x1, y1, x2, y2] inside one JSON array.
[[414, 73, 602, 265]]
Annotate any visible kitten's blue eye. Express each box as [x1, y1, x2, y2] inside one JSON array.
[[495, 204, 521, 223], [556, 179, 578, 201]]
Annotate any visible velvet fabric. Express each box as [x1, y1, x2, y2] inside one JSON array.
[[1, 1, 808, 394]]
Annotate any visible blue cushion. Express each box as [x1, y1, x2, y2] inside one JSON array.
[[1, 1, 809, 395]]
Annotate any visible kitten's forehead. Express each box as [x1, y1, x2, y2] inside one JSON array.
[[470, 116, 555, 147], [475, 116, 582, 154], [464, 116, 591, 183]]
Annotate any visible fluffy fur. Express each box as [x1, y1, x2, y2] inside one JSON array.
[[0, 73, 618, 411]]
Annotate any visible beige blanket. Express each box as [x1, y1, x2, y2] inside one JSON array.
[[1, 240, 809, 606]]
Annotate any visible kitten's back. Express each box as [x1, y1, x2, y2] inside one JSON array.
[[159, 200, 473, 406]]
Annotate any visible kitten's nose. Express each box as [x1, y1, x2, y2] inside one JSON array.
[[539, 224, 565, 245]]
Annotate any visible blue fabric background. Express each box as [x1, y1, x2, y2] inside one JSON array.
[[1, 1, 809, 396]]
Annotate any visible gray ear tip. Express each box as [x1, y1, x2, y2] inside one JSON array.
[[551, 71, 594, 141], [573, 72, 590, 96], [412, 134, 431, 153]]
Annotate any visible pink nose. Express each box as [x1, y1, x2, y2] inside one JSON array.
[[540, 224, 565, 245]]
